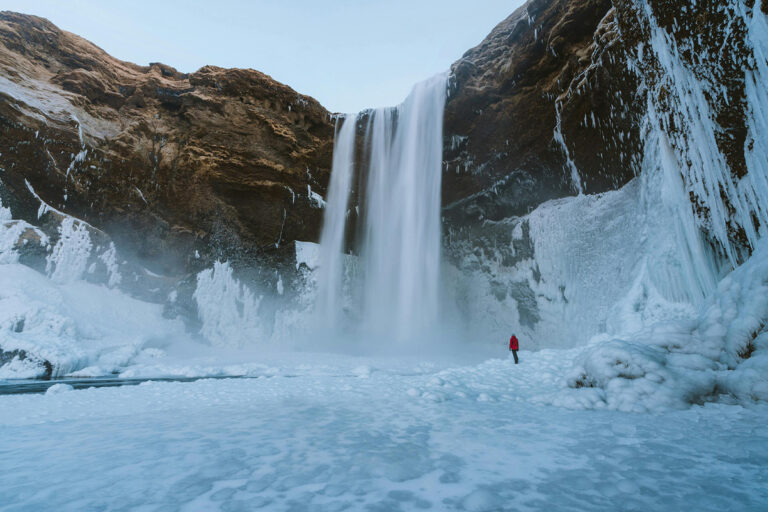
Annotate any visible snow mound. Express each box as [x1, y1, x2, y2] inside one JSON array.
[[561, 239, 768, 411], [45, 383, 74, 395]]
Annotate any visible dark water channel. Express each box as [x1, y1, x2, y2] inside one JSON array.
[[0, 375, 249, 395]]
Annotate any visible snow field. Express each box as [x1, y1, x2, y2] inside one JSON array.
[[1, 354, 767, 511]]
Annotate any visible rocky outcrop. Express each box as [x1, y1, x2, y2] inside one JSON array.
[[0, 11, 334, 280], [443, 0, 642, 226]]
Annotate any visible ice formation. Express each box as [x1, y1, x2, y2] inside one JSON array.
[[0, 262, 186, 378], [46, 217, 92, 284], [634, 0, 768, 265], [194, 261, 265, 348], [559, 236, 768, 411]]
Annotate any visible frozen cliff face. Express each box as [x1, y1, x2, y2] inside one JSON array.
[[444, 0, 768, 350], [614, 0, 768, 265]]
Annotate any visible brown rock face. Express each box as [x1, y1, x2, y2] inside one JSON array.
[[0, 12, 333, 276], [443, 0, 643, 227]]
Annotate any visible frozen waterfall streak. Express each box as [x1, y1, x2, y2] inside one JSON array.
[[636, 0, 768, 267], [643, 105, 719, 303], [316, 115, 356, 329], [361, 73, 448, 340], [741, 0, 768, 247], [553, 96, 584, 196]]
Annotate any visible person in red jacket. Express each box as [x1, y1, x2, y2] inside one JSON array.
[[509, 334, 519, 364]]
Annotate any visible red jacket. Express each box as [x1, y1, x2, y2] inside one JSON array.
[[509, 335, 519, 351]]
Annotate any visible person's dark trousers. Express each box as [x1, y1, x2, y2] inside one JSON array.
[[511, 350, 519, 364]]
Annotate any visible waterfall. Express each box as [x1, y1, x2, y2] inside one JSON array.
[[362, 74, 447, 339], [316, 115, 357, 329], [317, 73, 448, 342]]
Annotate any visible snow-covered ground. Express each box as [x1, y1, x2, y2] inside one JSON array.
[[1, 351, 767, 511]]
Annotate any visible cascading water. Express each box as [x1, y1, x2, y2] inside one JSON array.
[[317, 73, 448, 342], [316, 115, 356, 329]]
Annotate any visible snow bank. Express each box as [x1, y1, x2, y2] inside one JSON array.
[[0, 263, 187, 377], [561, 239, 768, 411]]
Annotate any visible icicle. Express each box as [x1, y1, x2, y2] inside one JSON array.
[[553, 98, 584, 195]]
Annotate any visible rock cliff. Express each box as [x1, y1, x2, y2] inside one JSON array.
[[443, 0, 642, 226], [443, 0, 765, 264], [0, 11, 334, 280]]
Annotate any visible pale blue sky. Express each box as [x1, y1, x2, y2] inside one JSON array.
[[5, 0, 523, 112]]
